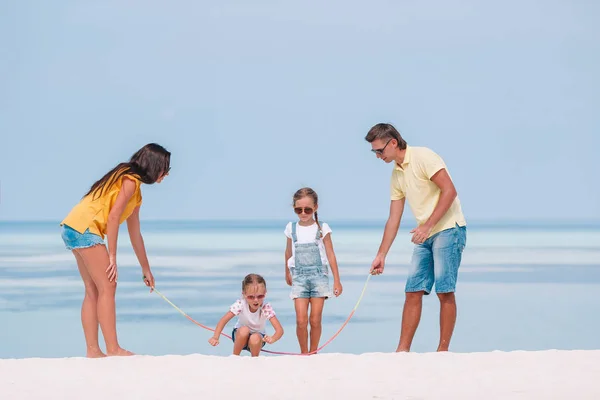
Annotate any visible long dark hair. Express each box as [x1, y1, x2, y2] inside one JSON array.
[[84, 143, 171, 199]]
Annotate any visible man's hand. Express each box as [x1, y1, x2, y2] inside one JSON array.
[[410, 224, 433, 244], [370, 253, 386, 275]]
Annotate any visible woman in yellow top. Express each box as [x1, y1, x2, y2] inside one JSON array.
[[60, 143, 171, 358]]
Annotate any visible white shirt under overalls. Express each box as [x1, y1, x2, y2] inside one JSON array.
[[284, 221, 332, 269]]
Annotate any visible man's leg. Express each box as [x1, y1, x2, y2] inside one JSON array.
[[433, 225, 467, 352], [397, 242, 434, 352]]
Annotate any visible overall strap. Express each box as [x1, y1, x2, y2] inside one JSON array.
[[314, 221, 324, 240], [291, 222, 298, 243]]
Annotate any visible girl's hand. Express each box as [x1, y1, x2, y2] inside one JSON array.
[[334, 280, 343, 297], [263, 335, 275, 344], [106, 256, 118, 282], [285, 271, 292, 286], [142, 269, 155, 292], [208, 337, 219, 346]]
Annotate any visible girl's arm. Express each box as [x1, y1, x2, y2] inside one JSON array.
[[323, 233, 343, 296], [209, 311, 235, 345], [126, 206, 154, 290], [284, 237, 292, 286], [264, 316, 284, 344], [105, 177, 137, 282]]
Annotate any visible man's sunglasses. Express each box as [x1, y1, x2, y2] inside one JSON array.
[[371, 139, 392, 155], [294, 207, 314, 215]]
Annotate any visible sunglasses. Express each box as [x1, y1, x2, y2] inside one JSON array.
[[245, 294, 266, 300], [294, 207, 314, 215], [371, 139, 392, 155]]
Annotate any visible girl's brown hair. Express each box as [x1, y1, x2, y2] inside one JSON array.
[[242, 273, 266, 292], [293, 187, 323, 238]]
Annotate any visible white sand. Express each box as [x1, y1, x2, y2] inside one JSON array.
[[1, 350, 599, 399]]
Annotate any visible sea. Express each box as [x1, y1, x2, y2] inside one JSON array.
[[1, 220, 599, 359]]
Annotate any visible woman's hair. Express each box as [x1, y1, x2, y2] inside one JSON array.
[[293, 187, 323, 238], [84, 143, 171, 200], [242, 273, 266, 292]]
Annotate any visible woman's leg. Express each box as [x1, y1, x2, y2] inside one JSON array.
[[74, 245, 133, 356], [247, 333, 263, 357], [308, 297, 325, 353], [73, 250, 106, 358], [233, 326, 251, 355], [294, 298, 310, 353]]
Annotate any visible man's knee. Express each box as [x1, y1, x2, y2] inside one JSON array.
[[405, 291, 425, 304], [437, 292, 455, 304]]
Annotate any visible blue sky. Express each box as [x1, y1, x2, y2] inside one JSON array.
[[1, 1, 598, 223]]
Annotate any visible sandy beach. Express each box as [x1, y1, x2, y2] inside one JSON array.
[[1, 349, 599, 399]]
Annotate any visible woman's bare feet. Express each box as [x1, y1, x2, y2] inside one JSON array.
[[107, 347, 135, 356], [86, 348, 107, 358]]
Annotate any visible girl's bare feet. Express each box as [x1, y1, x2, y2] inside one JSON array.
[[86, 348, 107, 358], [107, 347, 135, 356]]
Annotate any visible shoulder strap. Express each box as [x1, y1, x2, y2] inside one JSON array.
[[291, 222, 298, 243], [314, 222, 324, 240]]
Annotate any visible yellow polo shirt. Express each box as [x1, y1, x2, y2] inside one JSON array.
[[61, 173, 143, 239], [390, 146, 466, 237]]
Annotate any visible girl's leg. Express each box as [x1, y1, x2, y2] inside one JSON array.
[[247, 333, 263, 357], [233, 326, 251, 355], [308, 297, 325, 353], [294, 298, 310, 353], [73, 250, 106, 358], [74, 245, 133, 356]]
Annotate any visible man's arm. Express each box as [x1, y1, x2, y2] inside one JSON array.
[[423, 168, 457, 231], [377, 198, 405, 257]]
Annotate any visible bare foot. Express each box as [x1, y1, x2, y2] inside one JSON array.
[[107, 348, 135, 357], [87, 349, 107, 358]]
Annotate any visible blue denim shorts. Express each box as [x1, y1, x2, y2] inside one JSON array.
[[60, 224, 105, 250], [231, 328, 265, 351], [290, 265, 331, 299], [405, 224, 467, 294]]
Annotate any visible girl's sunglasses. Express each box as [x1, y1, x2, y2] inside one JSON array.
[[294, 207, 314, 215], [245, 294, 265, 300]]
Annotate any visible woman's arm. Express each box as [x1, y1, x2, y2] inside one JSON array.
[[126, 205, 155, 289], [105, 177, 136, 281]]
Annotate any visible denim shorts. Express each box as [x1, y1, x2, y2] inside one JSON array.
[[290, 265, 331, 299], [231, 328, 265, 351], [60, 224, 105, 250], [405, 224, 467, 294]]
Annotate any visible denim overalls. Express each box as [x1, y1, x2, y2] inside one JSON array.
[[290, 222, 331, 299]]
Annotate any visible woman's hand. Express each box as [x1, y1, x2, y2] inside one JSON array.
[[208, 336, 219, 346], [106, 255, 118, 282], [142, 268, 155, 292]]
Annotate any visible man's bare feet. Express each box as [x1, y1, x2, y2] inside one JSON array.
[[107, 347, 135, 356], [86, 348, 107, 358]]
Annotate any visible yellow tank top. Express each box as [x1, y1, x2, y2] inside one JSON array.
[[61, 173, 143, 239]]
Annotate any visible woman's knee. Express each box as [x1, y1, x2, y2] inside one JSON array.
[[84, 284, 99, 300], [96, 280, 117, 296]]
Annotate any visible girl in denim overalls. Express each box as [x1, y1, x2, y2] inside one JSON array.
[[284, 187, 343, 354]]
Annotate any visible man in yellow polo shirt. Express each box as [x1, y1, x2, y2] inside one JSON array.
[[365, 122, 467, 352]]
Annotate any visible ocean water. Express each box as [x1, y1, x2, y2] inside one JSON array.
[[1, 220, 599, 359]]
